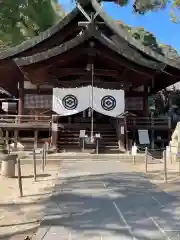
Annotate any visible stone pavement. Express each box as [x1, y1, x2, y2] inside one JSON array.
[[32, 160, 180, 240]]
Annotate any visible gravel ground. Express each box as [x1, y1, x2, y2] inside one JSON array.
[[32, 159, 180, 240], [1, 156, 180, 240], [0, 161, 60, 240]]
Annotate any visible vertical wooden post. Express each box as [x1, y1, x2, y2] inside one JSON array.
[[44, 143, 47, 166], [96, 139, 99, 154], [5, 130, 9, 151], [7, 143, 10, 154], [14, 129, 18, 149], [133, 155, 135, 164], [143, 85, 149, 117], [124, 116, 128, 151], [82, 138, 85, 152], [33, 149, 37, 182], [132, 119, 136, 144], [18, 77, 24, 123], [168, 117, 171, 144], [42, 146, 45, 172], [17, 157, 23, 197], [145, 147, 148, 172], [166, 145, 172, 164], [34, 130, 38, 149], [51, 116, 58, 150], [163, 150, 167, 183], [151, 117, 154, 149], [117, 120, 125, 151]]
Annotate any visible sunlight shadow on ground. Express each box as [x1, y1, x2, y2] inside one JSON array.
[[33, 168, 180, 239]]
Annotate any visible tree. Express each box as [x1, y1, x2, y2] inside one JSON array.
[[116, 21, 179, 57], [0, 0, 65, 48], [108, 0, 180, 22]]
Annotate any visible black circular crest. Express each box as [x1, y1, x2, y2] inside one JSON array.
[[62, 94, 78, 110], [101, 95, 116, 111]]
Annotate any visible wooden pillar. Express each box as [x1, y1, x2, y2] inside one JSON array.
[[34, 130, 38, 149], [124, 117, 128, 150], [143, 84, 149, 117], [116, 118, 126, 151], [18, 78, 24, 121], [5, 130, 9, 150], [51, 131, 58, 149], [51, 116, 58, 149], [14, 129, 18, 149], [151, 117, 155, 149], [168, 117, 171, 144], [14, 116, 19, 149]]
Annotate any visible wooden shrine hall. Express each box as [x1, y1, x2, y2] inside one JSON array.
[[0, 0, 180, 152]]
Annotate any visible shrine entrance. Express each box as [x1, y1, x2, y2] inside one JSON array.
[[59, 109, 112, 126], [56, 109, 119, 153]]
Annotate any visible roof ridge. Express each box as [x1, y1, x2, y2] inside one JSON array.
[[14, 27, 164, 71], [91, 0, 180, 69], [0, 4, 85, 59]]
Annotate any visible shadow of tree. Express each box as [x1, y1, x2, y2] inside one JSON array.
[[1, 169, 180, 239], [33, 171, 180, 239]]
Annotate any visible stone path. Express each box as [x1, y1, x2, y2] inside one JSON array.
[[32, 160, 180, 240]]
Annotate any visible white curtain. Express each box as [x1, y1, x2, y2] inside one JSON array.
[[52, 87, 90, 116], [92, 87, 125, 117], [52, 86, 125, 117]]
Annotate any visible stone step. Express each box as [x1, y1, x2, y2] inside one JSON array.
[[58, 140, 118, 145], [59, 133, 117, 137], [58, 139, 117, 143]]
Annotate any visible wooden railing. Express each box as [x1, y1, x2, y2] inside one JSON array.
[[0, 114, 175, 130], [0, 114, 51, 124], [126, 117, 171, 129]]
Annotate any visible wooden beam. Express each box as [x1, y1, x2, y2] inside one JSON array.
[[94, 48, 155, 78], [58, 79, 124, 85], [23, 47, 92, 72], [51, 68, 121, 78], [56, 81, 123, 89]]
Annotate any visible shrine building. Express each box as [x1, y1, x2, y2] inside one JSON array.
[[0, 0, 180, 152]]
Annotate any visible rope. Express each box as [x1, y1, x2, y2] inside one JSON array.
[[137, 146, 165, 161], [137, 146, 166, 152]]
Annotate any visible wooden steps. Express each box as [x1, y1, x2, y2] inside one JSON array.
[[57, 126, 119, 153]]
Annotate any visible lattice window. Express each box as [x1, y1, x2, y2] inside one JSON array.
[[125, 97, 143, 110], [24, 94, 52, 109]]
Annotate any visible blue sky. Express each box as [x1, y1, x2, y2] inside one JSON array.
[[59, 0, 180, 53]]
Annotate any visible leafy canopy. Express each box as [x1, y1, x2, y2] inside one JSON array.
[[108, 0, 180, 22], [0, 0, 65, 48]]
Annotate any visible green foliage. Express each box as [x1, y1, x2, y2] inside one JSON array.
[[117, 22, 179, 58], [0, 0, 65, 49], [108, 0, 180, 21]]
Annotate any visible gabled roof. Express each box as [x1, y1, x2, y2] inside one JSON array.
[[0, 0, 180, 73], [91, 0, 180, 69], [0, 5, 81, 59], [14, 28, 165, 71]]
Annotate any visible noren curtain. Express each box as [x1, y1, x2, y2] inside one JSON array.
[[52, 87, 90, 116], [52, 86, 125, 117]]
